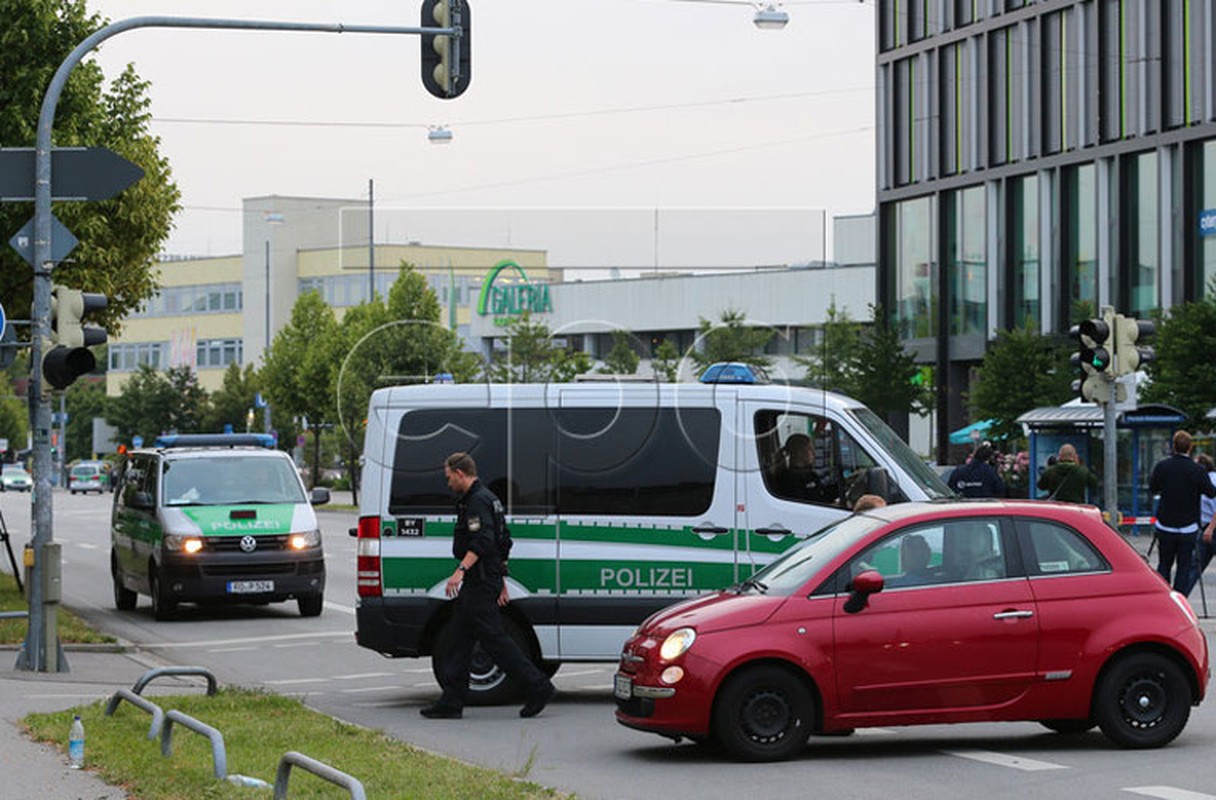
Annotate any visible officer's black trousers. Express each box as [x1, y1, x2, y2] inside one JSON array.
[[437, 580, 548, 709]]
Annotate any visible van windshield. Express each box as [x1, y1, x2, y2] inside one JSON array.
[[163, 456, 306, 506], [848, 407, 953, 499]]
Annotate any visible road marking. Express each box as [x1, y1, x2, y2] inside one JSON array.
[[332, 672, 396, 680], [340, 686, 401, 694], [264, 678, 328, 686], [138, 631, 351, 649], [413, 680, 440, 689], [209, 646, 259, 654], [942, 749, 1068, 772], [1125, 787, 1216, 800], [323, 601, 355, 615], [553, 669, 604, 678], [854, 728, 897, 736], [77, 542, 98, 550], [272, 642, 320, 649]]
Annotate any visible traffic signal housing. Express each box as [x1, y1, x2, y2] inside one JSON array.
[[1113, 313, 1155, 376], [43, 285, 107, 390], [1070, 309, 1115, 403], [421, 0, 471, 99]]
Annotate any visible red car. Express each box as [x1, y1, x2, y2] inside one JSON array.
[[615, 500, 1209, 762]]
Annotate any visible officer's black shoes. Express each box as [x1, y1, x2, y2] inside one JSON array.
[[519, 683, 556, 718], [420, 704, 463, 719]]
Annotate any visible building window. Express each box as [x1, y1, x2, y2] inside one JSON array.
[[947, 186, 986, 336], [108, 342, 166, 372], [1064, 163, 1098, 325], [1128, 151, 1159, 317], [195, 338, 244, 369], [894, 196, 937, 339], [1201, 141, 1216, 296], [1012, 175, 1041, 330], [131, 283, 243, 318]]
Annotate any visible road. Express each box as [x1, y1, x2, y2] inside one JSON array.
[[6, 488, 1216, 800]]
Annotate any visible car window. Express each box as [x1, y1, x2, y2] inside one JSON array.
[[843, 518, 1008, 589], [754, 410, 843, 508], [1019, 519, 1109, 576]]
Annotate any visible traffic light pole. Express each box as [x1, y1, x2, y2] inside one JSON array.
[[1103, 380, 1119, 526], [18, 13, 458, 673]]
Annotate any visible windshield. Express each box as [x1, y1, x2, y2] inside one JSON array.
[[163, 455, 306, 506], [3, 466, 27, 475], [745, 514, 885, 595], [849, 406, 953, 499]]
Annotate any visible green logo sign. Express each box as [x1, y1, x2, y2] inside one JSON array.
[[477, 260, 552, 321]]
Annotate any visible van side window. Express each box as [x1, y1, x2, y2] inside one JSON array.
[[755, 411, 841, 508]]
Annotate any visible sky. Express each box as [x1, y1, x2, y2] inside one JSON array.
[[85, 0, 876, 271]]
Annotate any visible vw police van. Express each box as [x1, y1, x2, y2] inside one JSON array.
[[110, 433, 329, 620], [354, 381, 951, 702]]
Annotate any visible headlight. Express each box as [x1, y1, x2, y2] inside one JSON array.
[[164, 534, 204, 553], [289, 530, 322, 550], [659, 627, 697, 661]]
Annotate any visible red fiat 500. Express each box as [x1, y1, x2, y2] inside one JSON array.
[[614, 500, 1209, 762]]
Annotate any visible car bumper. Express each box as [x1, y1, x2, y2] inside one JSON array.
[[158, 550, 325, 603], [354, 595, 443, 657], [613, 651, 717, 738]]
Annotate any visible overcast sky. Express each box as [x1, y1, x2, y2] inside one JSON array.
[[86, 0, 876, 271]]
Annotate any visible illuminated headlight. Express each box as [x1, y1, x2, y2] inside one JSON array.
[[660, 666, 685, 685], [289, 530, 322, 550], [659, 627, 697, 661], [165, 534, 204, 553]]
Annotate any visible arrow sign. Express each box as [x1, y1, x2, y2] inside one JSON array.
[[9, 213, 79, 267], [0, 146, 144, 202]]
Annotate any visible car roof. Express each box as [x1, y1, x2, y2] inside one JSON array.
[[129, 447, 290, 461], [857, 499, 1107, 525]]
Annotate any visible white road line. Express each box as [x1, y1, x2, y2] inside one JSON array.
[[332, 672, 396, 680], [942, 749, 1069, 772], [553, 669, 605, 678], [323, 601, 356, 615], [139, 631, 350, 649], [208, 647, 259, 654], [264, 678, 328, 686], [413, 681, 440, 689], [272, 642, 319, 649], [1125, 787, 1216, 800], [854, 728, 898, 736], [77, 543, 98, 550], [341, 686, 401, 694]]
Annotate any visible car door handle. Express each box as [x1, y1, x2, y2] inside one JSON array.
[[692, 524, 730, 536], [993, 610, 1034, 619], [755, 526, 792, 537]]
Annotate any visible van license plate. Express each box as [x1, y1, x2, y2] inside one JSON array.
[[396, 517, 425, 537], [227, 580, 274, 594], [613, 674, 632, 700]]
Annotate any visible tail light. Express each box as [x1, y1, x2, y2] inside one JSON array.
[[356, 515, 382, 598]]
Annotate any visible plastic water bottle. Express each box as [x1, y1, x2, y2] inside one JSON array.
[[68, 715, 84, 769], [226, 774, 272, 789]]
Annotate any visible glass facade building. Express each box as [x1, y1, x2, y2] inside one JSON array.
[[877, 0, 1216, 459]]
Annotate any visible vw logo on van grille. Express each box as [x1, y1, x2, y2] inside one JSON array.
[[239, 535, 258, 553]]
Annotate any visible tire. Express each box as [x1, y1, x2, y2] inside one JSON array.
[[1039, 719, 1095, 735], [1095, 652, 1191, 748], [713, 665, 814, 762], [297, 593, 324, 617], [150, 566, 178, 621], [431, 614, 534, 706], [111, 552, 137, 611]]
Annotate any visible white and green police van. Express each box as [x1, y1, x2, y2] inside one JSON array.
[[353, 380, 952, 702], [110, 433, 330, 620]]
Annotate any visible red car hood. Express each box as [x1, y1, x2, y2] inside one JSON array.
[[645, 591, 785, 636]]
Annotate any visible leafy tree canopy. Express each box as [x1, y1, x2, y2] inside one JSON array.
[[105, 365, 208, 444], [796, 299, 862, 392], [968, 324, 1073, 442], [690, 309, 774, 372], [598, 330, 640, 375], [1141, 294, 1216, 430], [846, 305, 934, 419], [487, 311, 591, 383]]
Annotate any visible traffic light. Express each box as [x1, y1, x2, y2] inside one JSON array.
[[1113, 313, 1155, 376], [43, 285, 107, 390], [421, 0, 471, 99], [1069, 309, 1115, 403]]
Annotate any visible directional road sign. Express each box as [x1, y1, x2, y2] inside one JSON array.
[[9, 214, 79, 267], [0, 147, 144, 202]]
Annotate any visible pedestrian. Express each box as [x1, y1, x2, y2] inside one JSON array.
[[420, 452, 556, 720], [1182, 453, 1216, 596], [1148, 431, 1216, 592], [1036, 443, 1099, 503], [947, 441, 1005, 498]]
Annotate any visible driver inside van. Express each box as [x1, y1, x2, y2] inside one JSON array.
[[773, 433, 837, 505]]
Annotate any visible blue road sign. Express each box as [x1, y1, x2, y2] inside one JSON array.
[[131, 435, 144, 448], [9, 213, 79, 267], [0, 299, 6, 337]]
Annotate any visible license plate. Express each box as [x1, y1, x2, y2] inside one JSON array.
[[613, 674, 633, 700], [227, 580, 274, 594], [396, 517, 425, 537]]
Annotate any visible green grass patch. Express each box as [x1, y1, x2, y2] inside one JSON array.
[[319, 503, 357, 513], [25, 688, 566, 799], [0, 576, 115, 645]]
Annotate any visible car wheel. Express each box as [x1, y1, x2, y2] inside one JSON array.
[[297, 594, 324, 617], [431, 614, 533, 706], [150, 566, 178, 621], [713, 665, 814, 762], [111, 552, 137, 611], [1039, 719, 1095, 735], [1095, 652, 1191, 748]]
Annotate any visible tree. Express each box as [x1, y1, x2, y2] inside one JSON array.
[[968, 324, 1073, 442], [487, 311, 591, 383], [105, 365, 210, 444], [651, 340, 681, 382], [64, 379, 107, 461], [599, 330, 640, 375], [204, 363, 261, 434], [690, 309, 774, 371], [1141, 295, 1216, 430], [846, 305, 935, 419], [0, 1, 180, 332], [795, 299, 862, 392], [0, 392, 27, 455]]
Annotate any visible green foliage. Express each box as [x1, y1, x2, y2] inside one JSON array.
[[969, 324, 1073, 442], [0, 391, 27, 449], [0, 580, 114, 645], [690, 309, 774, 371], [795, 299, 862, 391], [599, 330, 640, 375], [261, 292, 340, 429], [1141, 295, 1216, 430], [105, 365, 209, 444], [651, 339, 681, 381], [487, 311, 591, 383], [0, 1, 179, 333], [64, 379, 107, 461], [203, 363, 261, 434], [847, 305, 935, 418]]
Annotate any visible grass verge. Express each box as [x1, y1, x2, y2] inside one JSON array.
[[0, 576, 115, 645], [25, 688, 566, 799]]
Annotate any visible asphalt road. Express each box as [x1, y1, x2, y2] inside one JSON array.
[[7, 488, 1216, 800]]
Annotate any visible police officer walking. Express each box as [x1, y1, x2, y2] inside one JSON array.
[[420, 452, 556, 719]]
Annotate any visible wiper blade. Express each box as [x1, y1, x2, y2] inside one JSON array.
[[739, 577, 768, 594]]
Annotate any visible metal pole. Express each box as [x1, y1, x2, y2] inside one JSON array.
[[368, 178, 375, 302], [19, 12, 455, 673], [1103, 380, 1118, 525], [59, 392, 67, 487]]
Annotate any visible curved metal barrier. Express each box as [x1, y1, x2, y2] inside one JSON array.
[[161, 709, 227, 779], [274, 751, 366, 800], [104, 688, 165, 739], [132, 665, 218, 696]]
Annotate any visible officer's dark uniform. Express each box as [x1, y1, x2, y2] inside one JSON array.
[[433, 479, 552, 712]]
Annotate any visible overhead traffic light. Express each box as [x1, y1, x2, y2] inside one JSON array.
[[421, 0, 471, 99], [1113, 313, 1155, 376], [1069, 309, 1115, 403], [43, 284, 107, 390]]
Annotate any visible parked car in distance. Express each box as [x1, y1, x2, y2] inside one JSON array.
[[615, 499, 1209, 762], [69, 461, 109, 494], [1, 465, 32, 492]]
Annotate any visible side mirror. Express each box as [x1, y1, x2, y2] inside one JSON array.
[[844, 569, 884, 614], [310, 487, 331, 506], [131, 490, 155, 510]]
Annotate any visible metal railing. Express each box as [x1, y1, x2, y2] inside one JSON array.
[[104, 688, 165, 740], [132, 665, 218, 696], [161, 710, 227, 779], [274, 751, 366, 800]]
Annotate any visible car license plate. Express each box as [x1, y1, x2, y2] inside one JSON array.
[[227, 580, 274, 594], [613, 674, 633, 700]]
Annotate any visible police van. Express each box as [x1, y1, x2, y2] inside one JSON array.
[[354, 381, 951, 702], [110, 433, 330, 620]]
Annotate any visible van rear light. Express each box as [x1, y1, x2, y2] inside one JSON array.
[[356, 515, 382, 598]]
